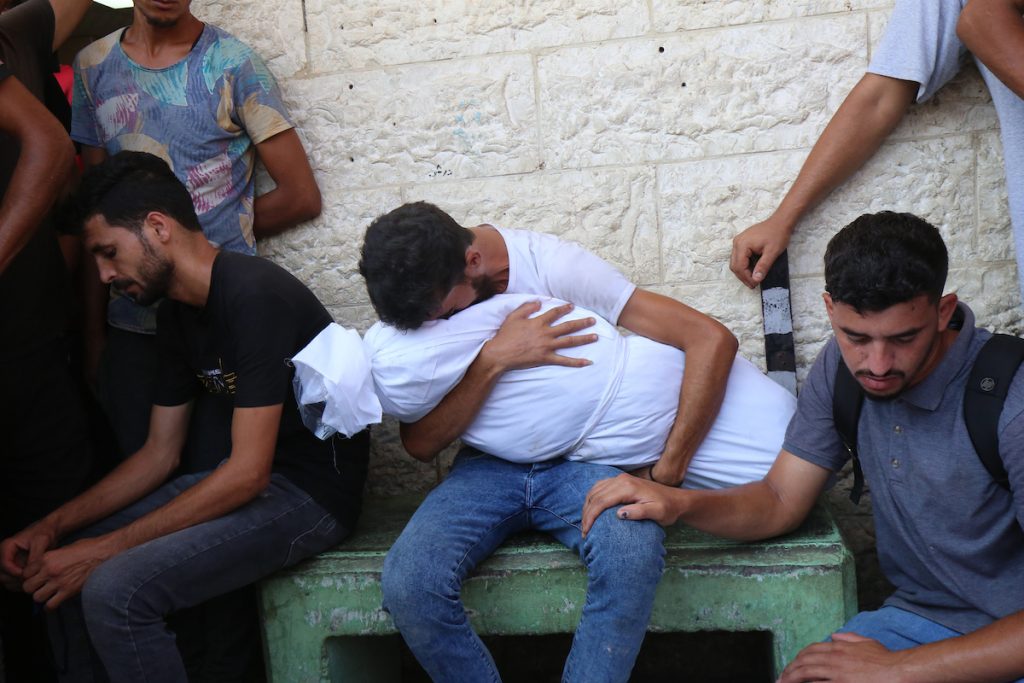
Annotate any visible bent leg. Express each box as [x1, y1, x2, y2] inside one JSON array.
[[56, 474, 346, 683], [531, 460, 666, 683], [381, 449, 531, 683]]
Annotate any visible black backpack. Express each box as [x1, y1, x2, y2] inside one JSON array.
[[833, 333, 1024, 503]]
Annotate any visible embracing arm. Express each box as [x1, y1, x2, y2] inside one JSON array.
[[729, 74, 918, 287], [958, 0, 1024, 98], [399, 302, 597, 461], [252, 129, 322, 239], [779, 610, 1024, 683], [0, 76, 75, 275], [618, 289, 736, 486], [582, 450, 829, 540]]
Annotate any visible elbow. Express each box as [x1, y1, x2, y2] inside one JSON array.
[[399, 427, 440, 463], [706, 319, 738, 359], [955, 4, 983, 50], [296, 183, 322, 224]]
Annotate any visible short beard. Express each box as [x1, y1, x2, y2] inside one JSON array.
[[469, 274, 499, 306], [115, 234, 175, 306]]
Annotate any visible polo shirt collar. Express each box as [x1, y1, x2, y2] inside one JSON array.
[[897, 302, 975, 411]]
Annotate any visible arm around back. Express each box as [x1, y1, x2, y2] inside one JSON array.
[[616, 289, 737, 486]]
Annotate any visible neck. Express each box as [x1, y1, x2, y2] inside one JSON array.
[[123, 11, 203, 68], [470, 224, 510, 292], [167, 238, 218, 308]]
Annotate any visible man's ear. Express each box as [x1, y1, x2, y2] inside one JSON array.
[[823, 292, 835, 322], [937, 292, 959, 329], [145, 211, 173, 244], [464, 244, 484, 277]]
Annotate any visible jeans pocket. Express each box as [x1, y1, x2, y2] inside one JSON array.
[[283, 512, 341, 568]]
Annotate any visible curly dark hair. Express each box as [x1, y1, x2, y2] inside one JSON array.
[[824, 211, 948, 313], [358, 202, 474, 329]]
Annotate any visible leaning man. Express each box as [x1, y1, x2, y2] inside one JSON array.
[[0, 151, 368, 683]]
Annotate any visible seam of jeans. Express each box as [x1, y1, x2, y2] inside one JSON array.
[[283, 512, 339, 567], [116, 489, 320, 679]]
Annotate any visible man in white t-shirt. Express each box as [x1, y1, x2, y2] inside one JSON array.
[[359, 201, 738, 682], [730, 0, 1024, 302], [366, 292, 794, 488]]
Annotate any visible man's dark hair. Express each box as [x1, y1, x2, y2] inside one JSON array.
[[824, 211, 948, 312], [69, 151, 202, 235], [359, 201, 474, 329]]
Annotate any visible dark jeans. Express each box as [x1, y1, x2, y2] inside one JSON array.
[[50, 471, 349, 683], [1, 337, 93, 683]]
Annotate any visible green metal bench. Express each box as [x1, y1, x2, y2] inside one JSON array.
[[259, 495, 856, 682]]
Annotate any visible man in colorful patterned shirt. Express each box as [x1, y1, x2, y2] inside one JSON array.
[[72, 0, 322, 458]]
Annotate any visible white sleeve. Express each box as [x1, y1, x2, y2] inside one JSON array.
[[867, 0, 967, 103], [505, 228, 637, 324]]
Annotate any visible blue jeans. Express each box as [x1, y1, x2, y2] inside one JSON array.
[[49, 471, 350, 683], [838, 607, 1024, 683], [381, 448, 666, 683]]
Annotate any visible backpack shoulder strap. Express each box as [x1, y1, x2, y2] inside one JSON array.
[[964, 333, 1024, 489], [833, 358, 866, 503]]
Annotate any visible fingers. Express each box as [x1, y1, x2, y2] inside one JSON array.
[[749, 246, 780, 285], [507, 300, 544, 320], [0, 539, 23, 577], [536, 301, 575, 324], [582, 473, 638, 536], [830, 631, 870, 643], [730, 240, 757, 287]]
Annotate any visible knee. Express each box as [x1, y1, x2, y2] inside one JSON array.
[[583, 514, 666, 580], [81, 555, 155, 631]]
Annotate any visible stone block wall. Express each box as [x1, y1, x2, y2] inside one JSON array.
[[195, 0, 1023, 606]]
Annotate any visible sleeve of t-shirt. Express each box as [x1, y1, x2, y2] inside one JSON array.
[[781, 339, 850, 472], [70, 53, 101, 148], [154, 301, 198, 407], [525, 232, 637, 325], [230, 45, 294, 145], [224, 287, 297, 408], [867, 0, 967, 104]]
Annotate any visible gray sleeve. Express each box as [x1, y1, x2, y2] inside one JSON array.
[[782, 339, 850, 473], [867, 0, 968, 103]]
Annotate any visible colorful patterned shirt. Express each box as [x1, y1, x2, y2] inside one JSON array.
[[72, 23, 293, 332]]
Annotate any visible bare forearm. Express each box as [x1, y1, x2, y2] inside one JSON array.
[[958, 0, 1024, 99], [102, 461, 268, 555], [769, 74, 917, 232], [400, 350, 505, 461], [657, 330, 737, 483], [672, 480, 806, 541], [889, 612, 1024, 683], [43, 446, 180, 540], [0, 133, 74, 274], [252, 184, 321, 239]]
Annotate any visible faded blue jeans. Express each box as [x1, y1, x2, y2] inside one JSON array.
[[49, 471, 350, 683], [381, 448, 667, 683]]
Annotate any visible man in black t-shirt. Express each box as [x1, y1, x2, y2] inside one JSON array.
[[0, 151, 369, 683]]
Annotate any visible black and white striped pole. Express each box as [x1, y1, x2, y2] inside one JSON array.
[[759, 251, 797, 396]]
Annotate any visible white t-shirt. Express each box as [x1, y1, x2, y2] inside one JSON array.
[[365, 294, 796, 490], [496, 226, 637, 324]]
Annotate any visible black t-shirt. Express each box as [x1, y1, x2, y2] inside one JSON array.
[[0, 0, 73, 354], [155, 252, 368, 528]]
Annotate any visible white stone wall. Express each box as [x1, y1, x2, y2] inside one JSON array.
[[196, 0, 1023, 502]]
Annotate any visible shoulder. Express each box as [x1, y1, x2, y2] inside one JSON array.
[[213, 252, 324, 314], [74, 30, 122, 72]]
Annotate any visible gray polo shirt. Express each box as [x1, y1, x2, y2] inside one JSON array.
[[784, 303, 1024, 634]]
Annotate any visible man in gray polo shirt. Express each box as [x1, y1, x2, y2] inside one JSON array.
[[583, 211, 1024, 682]]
